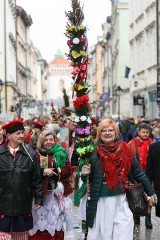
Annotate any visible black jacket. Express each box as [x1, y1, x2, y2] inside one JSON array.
[[146, 142, 160, 206], [0, 143, 43, 216]]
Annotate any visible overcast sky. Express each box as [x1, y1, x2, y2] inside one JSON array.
[[16, 0, 111, 62]]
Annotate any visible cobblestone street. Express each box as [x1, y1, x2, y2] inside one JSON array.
[[65, 205, 85, 240], [65, 203, 160, 240]]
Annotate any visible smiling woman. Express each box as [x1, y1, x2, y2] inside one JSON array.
[[81, 118, 156, 240], [95, 119, 119, 144], [100, 128, 116, 144], [29, 130, 73, 240]]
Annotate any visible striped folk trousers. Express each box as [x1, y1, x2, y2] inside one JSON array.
[[0, 232, 28, 240]]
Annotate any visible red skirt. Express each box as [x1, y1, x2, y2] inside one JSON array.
[[29, 230, 64, 240]]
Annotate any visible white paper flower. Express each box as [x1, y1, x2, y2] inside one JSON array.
[[75, 117, 80, 122], [80, 116, 87, 121], [87, 117, 92, 124], [73, 37, 80, 44]]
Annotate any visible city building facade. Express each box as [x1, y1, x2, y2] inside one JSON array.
[[89, 0, 157, 121], [129, 0, 157, 119], [0, 0, 17, 113], [88, 41, 104, 119], [0, 1, 47, 119], [110, 0, 130, 119], [46, 50, 72, 116]]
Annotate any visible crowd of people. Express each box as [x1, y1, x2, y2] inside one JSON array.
[[0, 113, 159, 240]]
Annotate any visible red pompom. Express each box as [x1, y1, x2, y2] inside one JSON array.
[[67, 40, 72, 46]]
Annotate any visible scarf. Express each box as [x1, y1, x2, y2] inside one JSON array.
[[97, 139, 132, 191], [134, 136, 153, 170], [48, 143, 68, 168]]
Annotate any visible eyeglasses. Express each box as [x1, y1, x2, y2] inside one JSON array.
[[101, 129, 114, 133]]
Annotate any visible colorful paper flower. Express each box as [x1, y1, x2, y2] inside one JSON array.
[[80, 138, 85, 142], [73, 38, 80, 44], [77, 25, 83, 31], [75, 117, 80, 123], [80, 116, 87, 121], [71, 50, 80, 59], [87, 117, 92, 124], [73, 95, 90, 110], [76, 126, 90, 135], [68, 25, 74, 31], [80, 50, 87, 57]]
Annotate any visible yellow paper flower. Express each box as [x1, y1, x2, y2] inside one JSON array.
[[80, 50, 87, 56], [77, 25, 83, 31], [74, 83, 88, 91], [78, 85, 83, 90], [80, 138, 85, 142], [75, 85, 82, 90], [72, 50, 80, 59], [68, 25, 74, 31]]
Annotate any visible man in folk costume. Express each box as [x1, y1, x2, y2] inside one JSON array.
[[0, 118, 43, 240]]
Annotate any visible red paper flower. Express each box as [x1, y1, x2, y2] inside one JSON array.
[[73, 95, 90, 110]]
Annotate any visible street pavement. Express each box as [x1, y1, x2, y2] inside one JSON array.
[[134, 209, 160, 240], [65, 204, 85, 240], [65, 202, 160, 240]]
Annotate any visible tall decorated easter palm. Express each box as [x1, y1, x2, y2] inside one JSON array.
[[65, 0, 94, 200]]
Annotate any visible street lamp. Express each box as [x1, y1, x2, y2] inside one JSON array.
[[116, 86, 123, 121], [0, 79, 3, 113]]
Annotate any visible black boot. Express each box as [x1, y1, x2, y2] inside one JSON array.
[[134, 215, 140, 225], [145, 213, 153, 229]]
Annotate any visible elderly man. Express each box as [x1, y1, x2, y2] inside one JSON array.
[[0, 118, 43, 240]]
